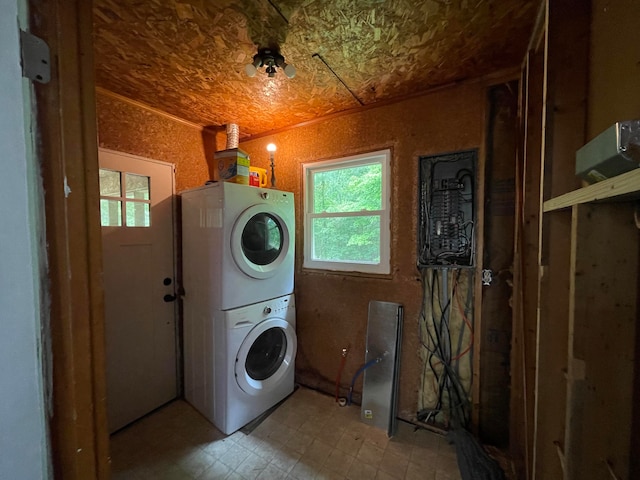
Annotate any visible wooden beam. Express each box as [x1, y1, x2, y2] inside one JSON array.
[[520, 44, 545, 480], [510, 59, 529, 480], [29, 0, 110, 478], [533, 1, 590, 479], [543, 169, 640, 212], [471, 86, 488, 434]]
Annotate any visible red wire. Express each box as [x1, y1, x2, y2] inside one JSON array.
[[451, 275, 474, 362]]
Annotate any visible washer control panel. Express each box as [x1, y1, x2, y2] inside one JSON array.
[[226, 294, 295, 329]]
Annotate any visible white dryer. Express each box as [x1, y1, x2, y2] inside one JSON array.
[[181, 182, 295, 310], [184, 294, 297, 435]]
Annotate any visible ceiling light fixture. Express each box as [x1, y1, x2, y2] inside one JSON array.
[[245, 48, 296, 79]]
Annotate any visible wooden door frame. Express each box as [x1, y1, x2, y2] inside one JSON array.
[[29, 0, 110, 477]]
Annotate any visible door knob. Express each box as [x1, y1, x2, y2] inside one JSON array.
[[163, 294, 177, 302]]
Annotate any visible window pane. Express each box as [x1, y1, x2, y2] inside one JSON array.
[[100, 199, 122, 226], [126, 202, 150, 227], [312, 216, 380, 263], [99, 169, 121, 197], [313, 163, 382, 213], [126, 174, 150, 200]]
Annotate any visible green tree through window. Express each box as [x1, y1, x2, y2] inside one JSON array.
[[304, 150, 390, 274]]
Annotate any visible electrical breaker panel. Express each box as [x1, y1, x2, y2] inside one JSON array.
[[418, 150, 476, 268]]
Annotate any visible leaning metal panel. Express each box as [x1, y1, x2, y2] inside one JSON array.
[[361, 301, 404, 436]]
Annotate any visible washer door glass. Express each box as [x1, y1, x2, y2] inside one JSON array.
[[231, 205, 293, 280], [245, 327, 287, 380], [235, 318, 296, 395], [241, 213, 283, 266]]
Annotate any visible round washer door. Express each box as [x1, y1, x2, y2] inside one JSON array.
[[235, 318, 297, 396], [230, 205, 292, 279]]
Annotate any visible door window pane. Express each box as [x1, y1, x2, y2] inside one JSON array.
[[100, 199, 122, 226], [126, 174, 150, 200], [245, 328, 287, 381], [100, 169, 152, 228], [126, 202, 150, 227], [99, 169, 121, 197], [241, 213, 283, 265]]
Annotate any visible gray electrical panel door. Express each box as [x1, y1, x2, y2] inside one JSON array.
[[360, 301, 403, 436]]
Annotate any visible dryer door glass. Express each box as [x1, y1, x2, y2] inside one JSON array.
[[245, 327, 287, 381], [241, 213, 283, 266]]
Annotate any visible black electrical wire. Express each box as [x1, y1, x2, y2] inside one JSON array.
[[418, 266, 471, 427], [418, 268, 446, 419], [312, 53, 364, 106], [438, 271, 469, 425], [418, 156, 477, 428], [267, 0, 289, 24], [418, 269, 441, 421]]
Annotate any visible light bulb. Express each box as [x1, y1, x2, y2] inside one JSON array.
[[283, 63, 296, 79], [245, 63, 257, 77], [266, 143, 277, 152], [245, 56, 262, 78]]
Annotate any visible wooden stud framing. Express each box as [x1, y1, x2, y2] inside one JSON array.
[[471, 89, 488, 434], [532, 1, 590, 479], [566, 203, 637, 480], [517, 41, 545, 480], [516, 2, 640, 479]]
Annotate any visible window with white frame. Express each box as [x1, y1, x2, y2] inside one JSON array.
[[303, 149, 391, 274]]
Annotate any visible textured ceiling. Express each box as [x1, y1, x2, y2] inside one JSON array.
[[93, 0, 538, 139]]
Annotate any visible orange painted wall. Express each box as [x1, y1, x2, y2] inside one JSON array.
[[241, 82, 486, 420]]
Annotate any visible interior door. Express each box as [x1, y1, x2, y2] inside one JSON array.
[[98, 149, 177, 432]]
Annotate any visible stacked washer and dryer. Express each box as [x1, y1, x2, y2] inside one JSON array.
[[180, 182, 296, 434]]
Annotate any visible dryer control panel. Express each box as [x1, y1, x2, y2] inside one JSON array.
[[254, 188, 293, 208]]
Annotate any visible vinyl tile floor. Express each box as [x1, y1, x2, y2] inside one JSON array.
[[110, 387, 462, 480]]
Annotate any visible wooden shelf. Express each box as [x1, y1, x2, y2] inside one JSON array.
[[543, 168, 640, 212]]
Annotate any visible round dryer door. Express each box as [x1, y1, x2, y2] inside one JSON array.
[[230, 205, 292, 279], [235, 318, 296, 395]]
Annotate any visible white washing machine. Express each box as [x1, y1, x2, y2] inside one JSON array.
[[181, 182, 295, 310], [184, 294, 296, 435]]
